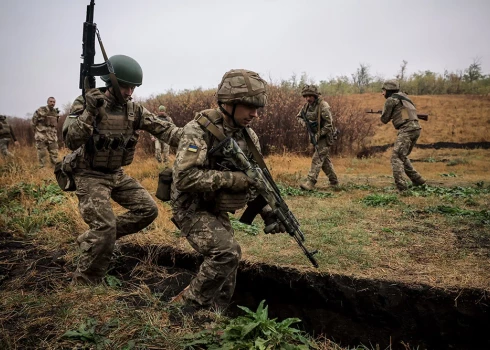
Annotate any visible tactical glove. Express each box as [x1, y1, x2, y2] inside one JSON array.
[[262, 211, 286, 234], [224, 171, 255, 192], [85, 88, 106, 114]]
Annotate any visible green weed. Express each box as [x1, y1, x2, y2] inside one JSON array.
[[361, 194, 400, 207]]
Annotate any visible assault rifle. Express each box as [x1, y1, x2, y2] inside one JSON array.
[[79, 0, 123, 105], [365, 109, 429, 121], [299, 104, 322, 156], [209, 136, 319, 268]]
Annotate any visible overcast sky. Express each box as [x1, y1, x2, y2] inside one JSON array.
[[1, 0, 489, 118]]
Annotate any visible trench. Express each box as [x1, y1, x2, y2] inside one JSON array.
[[113, 243, 490, 350]]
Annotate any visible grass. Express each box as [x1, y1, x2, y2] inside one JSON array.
[[1, 94, 489, 349]]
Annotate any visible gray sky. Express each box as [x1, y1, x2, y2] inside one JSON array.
[[1, 0, 489, 118]]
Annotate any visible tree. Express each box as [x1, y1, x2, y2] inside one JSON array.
[[464, 57, 483, 83], [351, 63, 371, 94], [397, 60, 408, 81]]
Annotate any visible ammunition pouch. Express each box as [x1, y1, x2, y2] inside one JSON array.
[[88, 133, 139, 171], [156, 168, 173, 202], [54, 151, 79, 192], [46, 115, 58, 127], [214, 191, 248, 213]]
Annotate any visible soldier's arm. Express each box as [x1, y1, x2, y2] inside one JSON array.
[[380, 98, 396, 124], [64, 95, 95, 150], [136, 105, 182, 147], [319, 102, 333, 136], [173, 121, 235, 192], [31, 109, 39, 128]]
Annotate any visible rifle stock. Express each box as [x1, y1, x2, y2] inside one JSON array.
[[365, 109, 429, 121]]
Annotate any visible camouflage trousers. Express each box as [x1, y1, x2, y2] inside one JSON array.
[[0, 139, 13, 158], [73, 169, 159, 280], [391, 128, 424, 190], [154, 139, 170, 164], [35, 139, 58, 167], [179, 210, 241, 308], [307, 137, 338, 185]]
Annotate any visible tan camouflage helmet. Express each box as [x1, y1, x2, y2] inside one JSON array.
[[301, 84, 321, 97], [216, 69, 267, 107], [382, 80, 400, 91], [158, 105, 166, 112]]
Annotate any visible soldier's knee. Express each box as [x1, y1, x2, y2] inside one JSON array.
[[141, 200, 159, 224]]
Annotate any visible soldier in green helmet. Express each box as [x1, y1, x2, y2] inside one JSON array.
[[31, 97, 60, 167], [170, 69, 285, 312], [0, 115, 19, 158], [380, 79, 425, 191], [150, 105, 173, 166], [63, 54, 183, 285], [296, 84, 339, 190]]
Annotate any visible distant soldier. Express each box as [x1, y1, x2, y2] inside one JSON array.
[[381, 80, 425, 191], [0, 115, 19, 157], [170, 69, 285, 312], [64, 55, 182, 285], [296, 84, 338, 190], [150, 105, 173, 166], [31, 97, 59, 167]]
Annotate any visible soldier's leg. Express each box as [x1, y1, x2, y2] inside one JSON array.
[[110, 172, 159, 240], [36, 140, 48, 167], [155, 140, 162, 163], [403, 130, 425, 185], [391, 132, 411, 191], [73, 173, 117, 282], [320, 143, 339, 185], [162, 142, 170, 165], [47, 140, 59, 166], [0, 139, 13, 157], [183, 211, 241, 308]]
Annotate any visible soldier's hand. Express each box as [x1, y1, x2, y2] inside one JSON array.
[[14, 141, 19, 147], [262, 211, 286, 234], [225, 171, 256, 192], [85, 88, 106, 114]]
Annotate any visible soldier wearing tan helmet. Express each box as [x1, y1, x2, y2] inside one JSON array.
[[31, 97, 60, 167], [296, 84, 338, 190], [170, 69, 285, 313], [150, 105, 173, 166], [381, 79, 425, 191]]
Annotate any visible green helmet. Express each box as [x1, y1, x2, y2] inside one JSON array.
[[301, 84, 321, 97], [382, 80, 399, 91], [158, 105, 166, 112], [101, 55, 143, 87], [216, 69, 267, 107]]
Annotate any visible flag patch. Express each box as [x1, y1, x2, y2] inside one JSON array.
[[187, 144, 198, 153]]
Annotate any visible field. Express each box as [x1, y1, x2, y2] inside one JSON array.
[[1, 94, 489, 349]]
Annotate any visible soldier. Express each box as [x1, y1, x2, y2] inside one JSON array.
[[63, 54, 182, 285], [31, 97, 60, 167], [170, 69, 285, 312], [296, 84, 338, 190], [150, 105, 173, 166], [0, 115, 19, 158], [381, 80, 425, 191]]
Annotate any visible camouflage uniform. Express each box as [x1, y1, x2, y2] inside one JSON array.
[[153, 112, 173, 164], [171, 69, 272, 308], [31, 105, 59, 167], [0, 115, 17, 158], [65, 89, 182, 283], [381, 86, 425, 191], [297, 86, 338, 190]]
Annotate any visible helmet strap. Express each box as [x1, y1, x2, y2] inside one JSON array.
[[218, 103, 239, 127]]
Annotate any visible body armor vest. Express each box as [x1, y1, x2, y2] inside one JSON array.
[[391, 93, 418, 129], [87, 102, 139, 171], [0, 119, 11, 137], [40, 108, 58, 127]]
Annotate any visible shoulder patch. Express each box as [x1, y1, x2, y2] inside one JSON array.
[[187, 144, 199, 153]]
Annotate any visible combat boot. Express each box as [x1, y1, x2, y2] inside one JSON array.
[[300, 179, 315, 191], [412, 177, 426, 186]]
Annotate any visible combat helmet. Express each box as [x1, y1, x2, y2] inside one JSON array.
[[101, 55, 143, 87], [382, 80, 400, 91], [216, 69, 267, 108], [158, 105, 166, 112], [301, 84, 321, 97]]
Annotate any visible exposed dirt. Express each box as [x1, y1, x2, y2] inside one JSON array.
[[1, 232, 489, 350]]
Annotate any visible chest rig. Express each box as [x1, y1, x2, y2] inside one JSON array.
[[86, 102, 139, 171], [391, 93, 418, 129], [39, 108, 58, 127], [0, 118, 10, 137]]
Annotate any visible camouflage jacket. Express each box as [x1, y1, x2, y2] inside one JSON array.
[[171, 108, 261, 223], [31, 106, 59, 142], [157, 112, 173, 124], [296, 98, 334, 137], [381, 92, 421, 131], [0, 117, 17, 141], [64, 89, 182, 169]]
